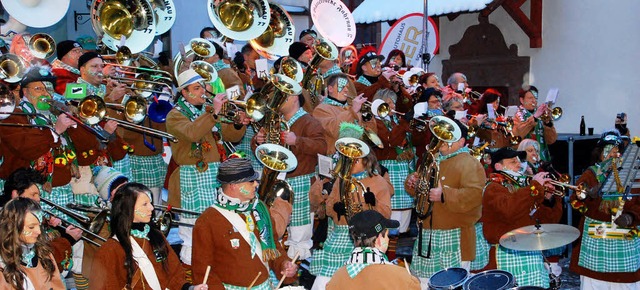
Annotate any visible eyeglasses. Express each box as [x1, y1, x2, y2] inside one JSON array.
[[27, 86, 52, 94], [368, 59, 380, 68]]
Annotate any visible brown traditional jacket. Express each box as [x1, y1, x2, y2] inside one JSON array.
[[327, 264, 421, 290], [312, 103, 377, 156], [191, 206, 295, 289], [0, 253, 65, 290], [373, 117, 411, 161]]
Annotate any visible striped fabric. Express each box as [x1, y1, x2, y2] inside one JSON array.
[[495, 245, 549, 288], [578, 216, 640, 273], [470, 222, 490, 271], [112, 154, 132, 179], [310, 224, 354, 277], [287, 173, 314, 226], [223, 279, 271, 290], [379, 159, 413, 209], [410, 228, 461, 278], [179, 162, 220, 218], [129, 154, 167, 188]]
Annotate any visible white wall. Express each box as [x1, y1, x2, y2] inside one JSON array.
[[431, 0, 640, 137]]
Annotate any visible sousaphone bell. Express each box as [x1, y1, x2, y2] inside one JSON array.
[[91, 0, 157, 53], [206, 0, 270, 41], [249, 3, 294, 60]]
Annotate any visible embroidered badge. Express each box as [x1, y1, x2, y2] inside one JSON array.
[[230, 238, 240, 249]]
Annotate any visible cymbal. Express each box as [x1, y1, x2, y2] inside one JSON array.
[[499, 224, 580, 251]]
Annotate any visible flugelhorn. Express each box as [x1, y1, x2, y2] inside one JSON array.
[[333, 137, 370, 221], [255, 144, 297, 207]]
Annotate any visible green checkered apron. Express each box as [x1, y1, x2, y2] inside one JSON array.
[[179, 162, 220, 219], [236, 128, 264, 173], [470, 222, 490, 271], [379, 159, 413, 209], [310, 223, 354, 277], [0, 179, 4, 195], [41, 184, 81, 225], [287, 173, 313, 227], [73, 193, 100, 207], [410, 228, 461, 278], [112, 154, 132, 179], [129, 154, 167, 188], [578, 216, 640, 272], [223, 279, 271, 290], [495, 245, 549, 288]]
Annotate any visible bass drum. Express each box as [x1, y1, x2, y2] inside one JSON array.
[[428, 267, 469, 289], [462, 269, 515, 290]]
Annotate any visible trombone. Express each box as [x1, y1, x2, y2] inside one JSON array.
[[40, 198, 108, 247], [0, 53, 27, 83], [106, 74, 173, 96], [154, 205, 200, 236]]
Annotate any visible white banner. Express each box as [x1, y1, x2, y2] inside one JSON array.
[[379, 13, 439, 67]]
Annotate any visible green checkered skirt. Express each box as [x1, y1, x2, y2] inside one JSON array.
[[578, 216, 640, 273], [129, 154, 167, 188], [236, 129, 264, 173], [470, 222, 490, 271], [112, 154, 132, 179], [379, 159, 413, 209], [287, 173, 314, 227], [41, 184, 80, 225], [223, 278, 270, 290], [495, 245, 549, 288], [310, 224, 353, 277], [179, 162, 220, 219], [410, 228, 461, 278]]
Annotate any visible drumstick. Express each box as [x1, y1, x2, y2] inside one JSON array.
[[403, 258, 411, 274], [275, 252, 300, 289], [247, 271, 261, 289], [202, 265, 211, 285]]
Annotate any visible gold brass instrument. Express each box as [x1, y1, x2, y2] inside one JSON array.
[[0, 93, 55, 130], [106, 73, 173, 96], [0, 53, 27, 83], [469, 142, 490, 160], [26, 33, 56, 59], [524, 174, 587, 197], [207, 0, 270, 41], [250, 3, 295, 60], [254, 73, 301, 147], [301, 38, 338, 107], [191, 60, 218, 82], [541, 101, 563, 122], [91, 0, 157, 53], [333, 137, 370, 221], [154, 205, 200, 236], [41, 197, 108, 247], [104, 95, 148, 124], [255, 143, 298, 207], [76, 95, 178, 142]]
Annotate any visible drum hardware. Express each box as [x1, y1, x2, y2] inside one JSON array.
[[428, 267, 469, 290], [499, 223, 580, 251], [462, 269, 515, 290]]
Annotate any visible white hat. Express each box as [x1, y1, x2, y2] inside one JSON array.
[[2, 0, 71, 28], [92, 166, 128, 201], [177, 69, 204, 90]]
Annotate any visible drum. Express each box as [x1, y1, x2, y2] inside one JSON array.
[[510, 287, 545, 290], [428, 267, 469, 289], [462, 269, 515, 290]]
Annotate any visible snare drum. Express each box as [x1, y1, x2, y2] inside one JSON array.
[[462, 269, 515, 290], [428, 267, 469, 289]]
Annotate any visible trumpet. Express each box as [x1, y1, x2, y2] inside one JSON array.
[[540, 101, 563, 122], [469, 142, 489, 160], [41, 197, 108, 247]]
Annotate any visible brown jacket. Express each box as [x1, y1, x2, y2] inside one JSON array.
[[481, 172, 563, 270], [327, 264, 421, 290], [512, 114, 558, 145], [0, 253, 65, 290], [165, 108, 246, 206], [353, 76, 413, 113], [312, 103, 377, 155], [406, 152, 485, 261], [192, 206, 295, 289], [373, 117, 411, 161], [90, 236, 189, 290], [218, 67, 246, 98]]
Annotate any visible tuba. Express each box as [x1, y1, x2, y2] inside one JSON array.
[[333, 137, 370, 221], [249, 3, 295, 60], [255, 144, 297, 206], [301, 38, 338, 107], [255, 73, 302, 146], [206, 0, 270, 41], [91, 0, 157, 53]]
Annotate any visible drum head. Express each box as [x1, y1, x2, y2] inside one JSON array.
[[463, 270, 514, 290], [429, 267, 469, 289], [511, 287, 546, 290]]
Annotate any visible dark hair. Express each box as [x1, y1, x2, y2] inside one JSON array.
[[1, 168, 45, 207], [199, 27, 216, 39], [110, 183, 168, 286], [383, 49, 406, 68], [478, 88, 501, 114], [0, 198, 55, 289], [518, 85, 538, 99], [241, 43, 254, 55], [297, 94, 306, 108], [418, 72, 437, 86], [157, 51, 170, 66], [233, 52, 246, 72], [212, 41, 224, 60]]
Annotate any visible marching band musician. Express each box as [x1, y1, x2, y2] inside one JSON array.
[[418, 72, 442, 91], [569, 132, 640, 289], [52, 40, 83, 95], [404, 120, 484, 288], [382, 49, 407, 69], [191, 158, 297, 289], [252, 93, 328, 259], [411, 88, 443, 165], [338, 45, 358, 75], [474, 89, 510, 149], [207, 42, 246, 98], [370, 89, 415, 242], [0, 198, 66, 289], [165, 69, 248, 265], [353, 51, 413, 113], [240, 44, 264, 91], [480, 147, 562, 288], [91, 183, 207, 290], [442, 72, 468, 103], [517, 139, 542, 175], [326, 210, 420, 290], [299, 29, 318, 50], [289, 42, 314, 69], [309, 126, 393, 290], [312, 73, 377, 155], [512, 86, 558, 162]]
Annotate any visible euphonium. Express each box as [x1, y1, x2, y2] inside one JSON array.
[[333, 137, 370, 221], [301, 38, 338, 107], [255, 144, 297, 207]]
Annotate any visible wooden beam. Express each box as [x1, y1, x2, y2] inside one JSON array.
[[501, 0, 542, 48], [447, 13, 460, 21], [481, 0, 507, 17]]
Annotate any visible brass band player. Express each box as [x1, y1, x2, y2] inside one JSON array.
[[512, 86, 557, 162]]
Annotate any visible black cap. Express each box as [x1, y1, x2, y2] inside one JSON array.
[[20, 66, 56, 88], [348, 210, 399, 240], [217, 158, 260, 184], [57, 40, 82, 60], [299, 29, 317, 40], [288, 42, 311, 60], [490, 147, 527, 168], [597, 131, 622, 148], [77, 51, 102, 68], [356, 51, 385, 76]]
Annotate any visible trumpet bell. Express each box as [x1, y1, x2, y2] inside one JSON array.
[[207, 0, 270, 41], [249, 4, 295, 60], [0, 90, 16, 120], [255, 143, 298, 172], [190, 60, 219, 82], [551, 107, 563, 120], [115, 45, 133, 65], [78, 95, 107, 125], [0, 54, 26, 83], [28, 33, 56, 59], [371, 99, 390, 118], [123, 95, 148, 124]]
